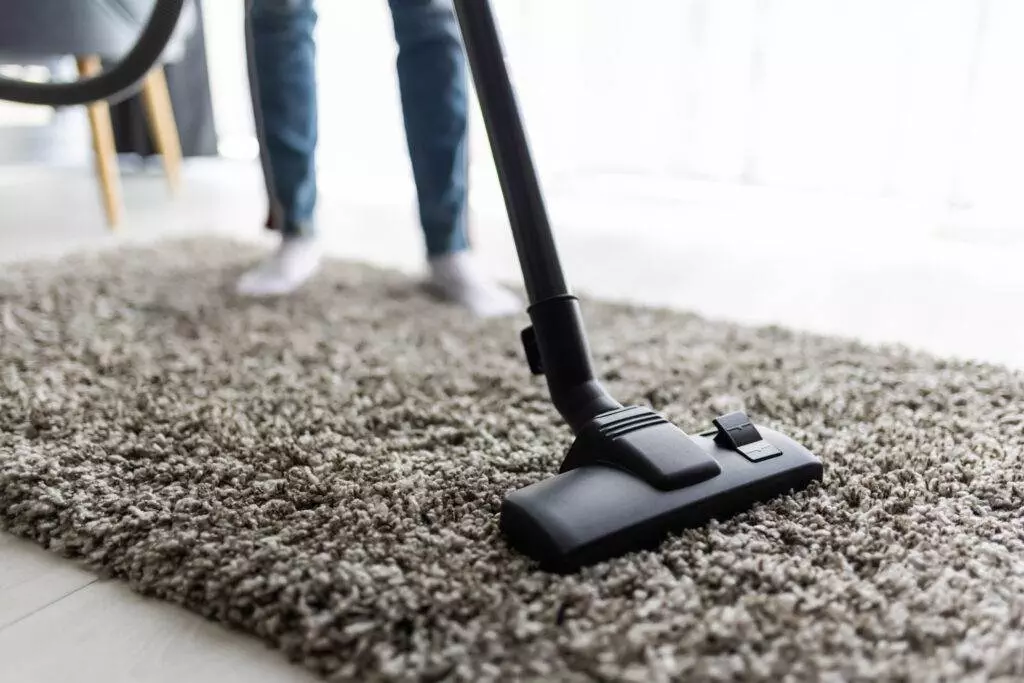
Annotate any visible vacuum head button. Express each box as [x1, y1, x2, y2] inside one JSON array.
[[712, 411, 783, 462]]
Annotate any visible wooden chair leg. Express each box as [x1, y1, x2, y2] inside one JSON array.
[[76, 55, 122, 229], [140, 66, 183, 193]]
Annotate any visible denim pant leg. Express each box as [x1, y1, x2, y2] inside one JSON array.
[[388, 0, 471, 257], [246, 0, 319, 237]]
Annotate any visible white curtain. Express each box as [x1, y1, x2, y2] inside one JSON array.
[[202, 0, 1024, 229]]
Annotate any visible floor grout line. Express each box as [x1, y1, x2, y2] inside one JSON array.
[[0, 578, 100, 635]]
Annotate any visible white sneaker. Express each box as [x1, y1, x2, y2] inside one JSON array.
[[236, 235, 323, 297], [427, 250, 521, 318]]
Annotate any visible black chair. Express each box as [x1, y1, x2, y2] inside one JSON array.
[[0, 0, 198, 227]]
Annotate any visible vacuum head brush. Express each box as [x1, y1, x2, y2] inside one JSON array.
[[501, 408, 822, 573]]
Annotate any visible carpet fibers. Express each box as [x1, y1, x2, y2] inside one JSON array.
[[1, 239, 1023, 682]]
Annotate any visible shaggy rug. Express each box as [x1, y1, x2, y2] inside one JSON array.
[[1, 238, 1022, 683]]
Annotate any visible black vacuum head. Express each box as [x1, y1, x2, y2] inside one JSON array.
[[500, 408, 822, 573]]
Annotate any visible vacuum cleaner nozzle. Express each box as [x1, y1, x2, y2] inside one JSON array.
[[500, 409, 822, 573], [503, 297, 823, 573]]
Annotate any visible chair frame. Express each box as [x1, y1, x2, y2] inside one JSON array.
[[76, 55, 182, 228]]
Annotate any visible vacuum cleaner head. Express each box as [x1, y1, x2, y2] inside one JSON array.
[[501, 408, 822, 573]]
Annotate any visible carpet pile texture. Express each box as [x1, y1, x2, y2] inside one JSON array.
[[1, 239, 1022, 682]]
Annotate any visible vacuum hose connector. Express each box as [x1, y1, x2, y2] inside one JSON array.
[[0, 0, 186, 106], [523, 295, 622, 433]]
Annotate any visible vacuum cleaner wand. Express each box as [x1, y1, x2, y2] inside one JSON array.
[[453, 0, 620, 433], [453, 0, 823, 573], [451, 0, 567, 305]]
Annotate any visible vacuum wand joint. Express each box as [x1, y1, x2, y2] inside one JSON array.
[[524, 295, 621, 432]]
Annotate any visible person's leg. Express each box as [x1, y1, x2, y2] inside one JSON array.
[[389, 0, 520, 316], [238, 0, 322, 296], [389, 0, 469, 258]]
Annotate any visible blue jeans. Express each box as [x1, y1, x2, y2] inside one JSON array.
[[245, 0, 470, 257]]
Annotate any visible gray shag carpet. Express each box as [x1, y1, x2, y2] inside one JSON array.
[[1, 238, 1023, 683]]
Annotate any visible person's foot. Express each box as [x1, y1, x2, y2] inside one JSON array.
[[236, 234, 323, 297], [426, 250, 521, 318]]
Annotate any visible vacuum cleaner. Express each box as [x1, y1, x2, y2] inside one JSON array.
[[0, 0, 187, 106], [0, 0, 823, 574]]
